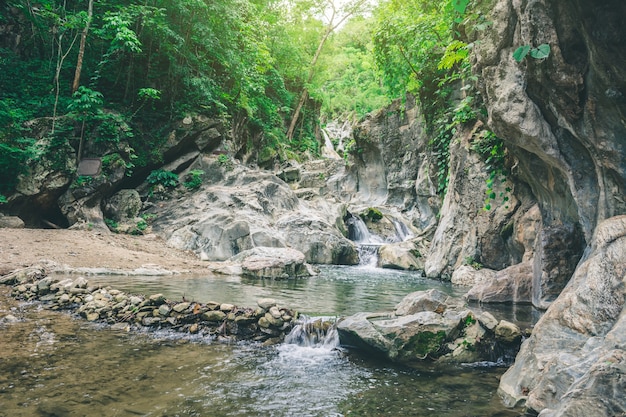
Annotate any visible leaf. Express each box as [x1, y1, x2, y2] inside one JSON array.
[[512, 45, 531, 62], [452, 0, 470, 15], [530, 44, 551, 60]]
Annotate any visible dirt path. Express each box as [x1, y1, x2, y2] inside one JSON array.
[[0, 228, 208, 275]]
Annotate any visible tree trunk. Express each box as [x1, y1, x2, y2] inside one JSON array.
[[71, 0, 94, 94]]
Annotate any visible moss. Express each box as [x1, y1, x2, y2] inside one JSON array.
[[360, 207, 383, 223], [405, 330, 447, 358]]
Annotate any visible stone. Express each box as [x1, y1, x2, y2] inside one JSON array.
[[378, 241, 423, 271], [149, 293, 166, 305], [58, 293, 70, 304], [0, 215, 25, 228], [268, 306, 282, 319], [172, 302, 190, 313], [495, 320, 522, 344], [202, 310, 226, 322], [129, 296, 143, 305], [72, 277, 89, 289], [86, 312, 99, 321], [498, 216, 626, 415], [464, 261, 533, 304], [395, 289, 450, 316], [158, 304, 171, 316], [257, 298, 276, 309], [219, 303, 234, 312], [103, 189, 142, 222], [231, 247, 314, 279]]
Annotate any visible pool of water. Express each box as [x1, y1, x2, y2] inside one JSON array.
[[0, 266, 534, 417]]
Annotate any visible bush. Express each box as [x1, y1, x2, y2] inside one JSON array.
[[146, 169, 179, 188]]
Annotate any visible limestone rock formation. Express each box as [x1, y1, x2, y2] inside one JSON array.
[[473, 0, 626, 413], [498, 216, 626, 416], [149, 155, 359, 265]]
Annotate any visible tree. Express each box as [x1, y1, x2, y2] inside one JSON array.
[[71, 0, 94, 94], [285, 0, 369, 140]]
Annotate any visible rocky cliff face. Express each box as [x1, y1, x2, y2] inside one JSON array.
[[473, 0, 626, 414]]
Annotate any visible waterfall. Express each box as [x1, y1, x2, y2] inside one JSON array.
[[320, 129, 342, 160], [284, 317, 339, 350], [345, 213, 384, 267], [391, 219, 414, 242]]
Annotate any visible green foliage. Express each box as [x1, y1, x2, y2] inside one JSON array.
[[0, 194, 7, 204], [183, 169, 204, 190], [464, 256, 483, 270], [146, 169, 179, 188], [105, 218, 119, 231], [471, 130, 510, 210], [512, 44, 551, 62], [72, 175, 94, 188]]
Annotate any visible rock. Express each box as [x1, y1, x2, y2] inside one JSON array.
[[103, 189, 142, 222], [202, 310, 226, 322], [0, 214, 25, 228], [1, 314, 19, 323], [451, 265, 495, 287], [464, 261, 533, 304], [149, 293, 166, 305], [158, 304, 171, 316], [219, 303, 234, 312], [172, 302, 190, 313], [424, 122, 523, 279], [86, 312, 99, 321], [498, 216, 626, 415], [495, 320, 522, 344], [257, 298, 276, 310], [395, 289, 450, 316], [231, 247, 314, 279], [268, 306, 282, 319], [378, 241, 423, 270], [475, 311, 499, 332]]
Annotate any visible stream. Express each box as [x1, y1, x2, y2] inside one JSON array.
[[0, 266, 536, 417]]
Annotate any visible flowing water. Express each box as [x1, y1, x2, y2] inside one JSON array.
[[0, 266, 535, 417]]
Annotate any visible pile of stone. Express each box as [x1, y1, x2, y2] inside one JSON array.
[[0, 265, 297, 343]]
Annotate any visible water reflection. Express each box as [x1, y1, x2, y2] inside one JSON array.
[[87, 266, 465, 317]]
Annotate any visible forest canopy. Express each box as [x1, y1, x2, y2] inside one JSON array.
[[0, 0, 490, 197]]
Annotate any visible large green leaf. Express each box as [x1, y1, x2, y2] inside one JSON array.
[[512, 45, 531, 62], [530, 43, 551, 59]]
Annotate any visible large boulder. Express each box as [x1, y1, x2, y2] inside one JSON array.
[[464, 261, 533, 304], [230, 247, 316, 279], [378, 241, 423, 270], [498, 216, 626, 416]]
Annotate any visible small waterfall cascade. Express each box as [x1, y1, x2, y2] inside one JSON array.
[[320, 128, 342, 160], [345, 213, 384, 267], [391, 219, 414, 242], [284, 317, 339, 350]]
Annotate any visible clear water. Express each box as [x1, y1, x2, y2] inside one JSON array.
[[86, 266, 465, 317], [0, 266, 532, 417]]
